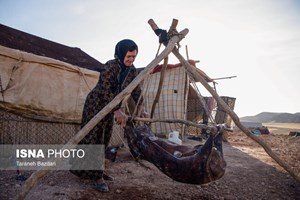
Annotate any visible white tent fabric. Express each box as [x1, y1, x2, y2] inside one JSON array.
[[0, 45, 99, 123]]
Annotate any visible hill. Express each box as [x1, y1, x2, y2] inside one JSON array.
[[240, 112, 300, 123]]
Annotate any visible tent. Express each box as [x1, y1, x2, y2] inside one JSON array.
[[0, 23, 235, 146], [141, 60, 222, 136], [0, 45, 99, 122], [0, 24, 102, 145]]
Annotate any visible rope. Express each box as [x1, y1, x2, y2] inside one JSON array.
[[78, 69, 93, 91], [0, 76, 4, 101], [155, 43, 162, 57], [0, 57, 24, 103]]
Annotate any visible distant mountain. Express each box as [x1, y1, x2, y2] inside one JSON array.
[[240, 112, 300, 123]]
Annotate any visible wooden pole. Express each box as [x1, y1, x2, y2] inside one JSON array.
[[212, 76, 237, 81], [172, 48, 300, 183], [148, 18, 300, 183], [16, 27, 189, 200], [169, 18, 178, 31], [133, 117, 232, 132], [150, 56, 168, 118]]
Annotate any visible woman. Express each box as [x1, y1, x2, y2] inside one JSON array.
[[70, 39, 145, 192]]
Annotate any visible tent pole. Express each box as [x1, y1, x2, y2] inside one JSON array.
[[150, 56, 168, 119]]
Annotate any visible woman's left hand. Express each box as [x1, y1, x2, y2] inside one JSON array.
[[138, 106, 149, 118]]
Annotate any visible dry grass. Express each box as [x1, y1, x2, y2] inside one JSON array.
[[263, 123, 300, 130]]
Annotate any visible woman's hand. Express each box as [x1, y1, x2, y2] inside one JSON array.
[[138, 106, 149, 118], [114, 109, 128, 127]]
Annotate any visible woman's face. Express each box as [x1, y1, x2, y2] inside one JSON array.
[[123, 50, 137, 67]]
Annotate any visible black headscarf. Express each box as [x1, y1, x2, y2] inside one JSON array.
[[114, 39, 138, 94], [114, 39, 138, 66]]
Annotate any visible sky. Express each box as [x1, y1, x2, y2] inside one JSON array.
[[0, 0, 299, 117]]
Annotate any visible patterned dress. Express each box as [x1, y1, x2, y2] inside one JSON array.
[[70, 59, 142, 180]]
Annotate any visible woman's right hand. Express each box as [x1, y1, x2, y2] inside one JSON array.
[[114, 109, 128, 127]]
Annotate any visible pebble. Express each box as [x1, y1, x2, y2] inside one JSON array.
[[115, 189, 122, 194], [48, 181, 55, 186]]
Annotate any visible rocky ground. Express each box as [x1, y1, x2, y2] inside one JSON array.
[[1, 125, 299, 200]]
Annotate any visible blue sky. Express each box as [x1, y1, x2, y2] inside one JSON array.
[[1, 0, 300, 117]]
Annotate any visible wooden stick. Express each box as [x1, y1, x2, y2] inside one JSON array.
[[212, 76, 237, 81], [148, 19, 159, 31], [169, 18, 178, 31], [16, 27, 189, 200], [185, 45, 189, 60], [174, 48, 300, 183], [133, 117, 233, 132], [150, 56, 168, 118], [149, 18, 300, 183]]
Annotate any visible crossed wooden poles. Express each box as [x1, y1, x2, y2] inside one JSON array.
[[17, 18, 299, 200]]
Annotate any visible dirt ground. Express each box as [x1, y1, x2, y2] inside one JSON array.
[[1, 125, 299, 200]]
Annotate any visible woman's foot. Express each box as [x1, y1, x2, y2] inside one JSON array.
[[95, 179, 109, 192], [103, 173, 114, 181]]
